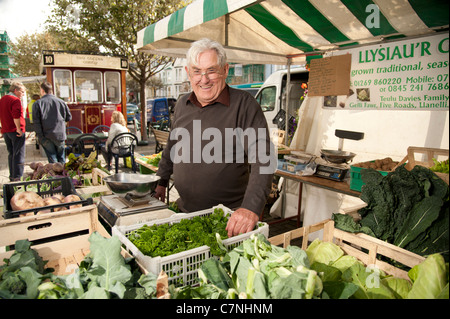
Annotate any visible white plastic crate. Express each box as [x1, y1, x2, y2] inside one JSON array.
[[112, 205, 269, 287]]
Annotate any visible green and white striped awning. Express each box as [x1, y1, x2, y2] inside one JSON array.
[[137, 0, 449, 65]]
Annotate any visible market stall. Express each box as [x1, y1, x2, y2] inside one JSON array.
[[136, 0, 449, 237]]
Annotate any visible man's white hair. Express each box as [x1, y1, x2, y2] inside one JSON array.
[[186, 38, 227, 68]]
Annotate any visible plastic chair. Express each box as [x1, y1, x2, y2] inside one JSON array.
[[92, 125, 110, 133], [66, 126, 83, 135], [107, 132, 138, 173], [65, 127, 83, 155], [72, 133, 101, 158]]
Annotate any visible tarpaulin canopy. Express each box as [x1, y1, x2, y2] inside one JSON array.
[[137, 0, 449, 65]]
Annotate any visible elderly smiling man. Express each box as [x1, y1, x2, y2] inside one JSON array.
[[154, 38, 276, 237]]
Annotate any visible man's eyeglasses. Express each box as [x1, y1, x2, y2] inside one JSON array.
[[189, 68, 223, 81]]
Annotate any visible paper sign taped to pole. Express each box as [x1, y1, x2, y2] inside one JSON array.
[[307, 55, 352, 97]]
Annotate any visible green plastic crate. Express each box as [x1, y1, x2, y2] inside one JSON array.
[[350, 164, 389, 192], [139, 164, 156, 174]]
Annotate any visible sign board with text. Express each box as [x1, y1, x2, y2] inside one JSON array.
[[42, 52, 128, 70], [321, 33, 449, 111], [308, 55, 351, 97]]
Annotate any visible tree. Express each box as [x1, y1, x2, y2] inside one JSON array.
[[10, 32, 61, 94], [46, 0, 191, 141]]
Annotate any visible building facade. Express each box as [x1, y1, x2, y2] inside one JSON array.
[[0, 31, 16, 97]]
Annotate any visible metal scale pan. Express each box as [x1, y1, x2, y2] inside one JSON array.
[[315, 129, 364, 181]]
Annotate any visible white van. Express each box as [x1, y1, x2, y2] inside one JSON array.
[[255, 67, 309, 130]]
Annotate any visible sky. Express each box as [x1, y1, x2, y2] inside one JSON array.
[[0, 0, 53, 42]]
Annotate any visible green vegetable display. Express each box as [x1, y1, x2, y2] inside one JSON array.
[[170, 235, 449, 299], [0, 234, 158, 299], [2, 233, 448, 299], [0, 240, 50, 299], [431, 158, 449, 174], [333, 165, 449, 261], [65, 151, 109, 175], [127, 208, 229, 257], [146, 152, 162, 166]]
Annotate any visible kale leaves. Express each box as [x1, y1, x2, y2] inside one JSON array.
[[334, 165, 449, 260], [128, 208, 229, 258]]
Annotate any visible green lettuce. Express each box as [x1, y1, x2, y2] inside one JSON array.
[[407, 253, 448, 299], [306, 239, 344, 265]]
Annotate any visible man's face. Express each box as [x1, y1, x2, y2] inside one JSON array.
[[14, 87, 26, 99], [186, 49, 229, 106]]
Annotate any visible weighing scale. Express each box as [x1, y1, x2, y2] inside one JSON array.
[[97, 193, 168, 227], [314, 158, 350, 181], [314, 129, 364, 182]]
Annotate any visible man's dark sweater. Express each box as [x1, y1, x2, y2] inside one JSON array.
[[157, 86, 275, 215]]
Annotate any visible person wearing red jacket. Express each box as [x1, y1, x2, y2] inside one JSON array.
[[0, 81, 27, 181]]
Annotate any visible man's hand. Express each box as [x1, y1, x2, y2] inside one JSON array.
[[153, 185, 166, 202], [226, 208, 259, 237], [16, 128, 23, 137]]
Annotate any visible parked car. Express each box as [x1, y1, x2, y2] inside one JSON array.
[[146, 98, 176, 129], [126, 103, 140, 123]]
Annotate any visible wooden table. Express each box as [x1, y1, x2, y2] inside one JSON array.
[[269, 169, 361, 227]]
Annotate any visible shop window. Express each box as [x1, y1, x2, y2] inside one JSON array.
[[256, 86, 277, 112], [74, 70, 103, 103], [53, 69, 73, 102], [104, 71, 121, 103]]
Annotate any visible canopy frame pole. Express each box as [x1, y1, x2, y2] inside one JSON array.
[[285, 57, 292, 146], [225, 14, 230, 46]]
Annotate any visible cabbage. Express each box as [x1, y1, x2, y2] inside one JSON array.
[[407, 253, 448, 299], [306, 238, 344, 265], [382, 277, 412, 299]]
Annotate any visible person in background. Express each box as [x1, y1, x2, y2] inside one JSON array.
[[153, 38, 275, 237], [0, 81, 27, 181], [101, 110, 129, 169], [27, 94, 40, 123], [33, 81, 72, 164], [26, 94, 40, 142]]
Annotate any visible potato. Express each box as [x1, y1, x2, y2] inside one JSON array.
[[43, 197, 62, 206], [51, 194, 66, 201], [388, 162, 398, 171], [63, 194, 82, 209], [52, 162, 64, 173], [44, 163, 54, 173], [374, 159, 383, 168], [11, 191, 45, 211], [42, 197, 66, 212]]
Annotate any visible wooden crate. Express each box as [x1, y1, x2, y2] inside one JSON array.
[[0, 204, 109, 276], [78, 167, 110, 187], [268, 219, 426, 281], [77, 167, 112, 199], [397, 146, 449, 184]]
